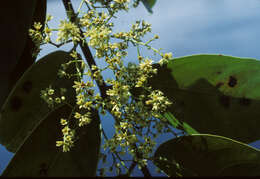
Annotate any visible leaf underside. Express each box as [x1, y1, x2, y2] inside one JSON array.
[[2, 105, 101, 177], [0, 51, 77, 152], [154, 134, 260, 176]]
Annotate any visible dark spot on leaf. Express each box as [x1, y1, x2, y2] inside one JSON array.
[[39, 163, 48, 176], [239, 98, 251, 106], [228, 76, 237, 87], [219, 95, 230, 108], [216, 71, 221, 74], [10, 96, 22, 111], [216, 82, 224, 88], [22, 81, 33, 94]]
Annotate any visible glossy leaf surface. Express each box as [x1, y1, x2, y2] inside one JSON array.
[[150, 54, 260, 143]]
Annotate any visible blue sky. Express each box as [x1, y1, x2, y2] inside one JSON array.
[[1, 0, 260, 176]]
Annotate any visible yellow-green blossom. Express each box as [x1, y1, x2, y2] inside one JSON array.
[[60, 118, 68, 125], [57, 20, 81, 43]]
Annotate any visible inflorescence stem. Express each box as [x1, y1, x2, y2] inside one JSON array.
[[62, 0, 108, 99]]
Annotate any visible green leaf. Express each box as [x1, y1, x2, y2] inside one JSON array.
[[0, 51, 78, 152], [150, 54, 260, 143], [0, 0, 46, 109], [160, 112, 198, 135], [153, 134, 260, 176], [141, 0, 156, 13], [2, 104, 101, 177]]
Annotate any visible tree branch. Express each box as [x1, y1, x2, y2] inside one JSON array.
[[62, 0, 108, 99], [126, 161, 137, 176]]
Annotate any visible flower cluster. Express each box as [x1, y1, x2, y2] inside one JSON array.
[[32, 0, 176, 175], [29, 22, 44, 57], [29, 15, 54, 56], [40, 86, 66, 108], [146, 90, 172, 117], [56, 121, 75, 152], [29, 22, 43, 46], [57, 20, 81, 43]]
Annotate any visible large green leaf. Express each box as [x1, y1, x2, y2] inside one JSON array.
[[2, 104, 101, 177], [0, 0, 46, 109], [0, 51, 78, 152], [141, 0, 157, 13], [150, 54, 260, 143], [153, 134, 260, 176], [9, 0, 47, 91]]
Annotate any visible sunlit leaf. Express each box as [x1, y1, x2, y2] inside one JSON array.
[[150, 54, 260, 143]]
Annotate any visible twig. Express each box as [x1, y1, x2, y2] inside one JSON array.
[[49, 40, 72, 48], [126, 161, 137, 176]]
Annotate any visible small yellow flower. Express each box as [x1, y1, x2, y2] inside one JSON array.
[[76, 94, 84, 106], [73, 81, 85, 92], [164, 52, 173, 59], [33, 22, 42, 30], [48, 88, 54, 95], [56, 141, 63, 147], [46, 14, 53, 22], [44, 27, 51, 34], [78, 114, 92, 127], [62, 126, 70, 135], [83, 101, 92, 110], [60, 118, 67, 125], [55, 97, 61, 104], [74, 112, 81, 119]]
